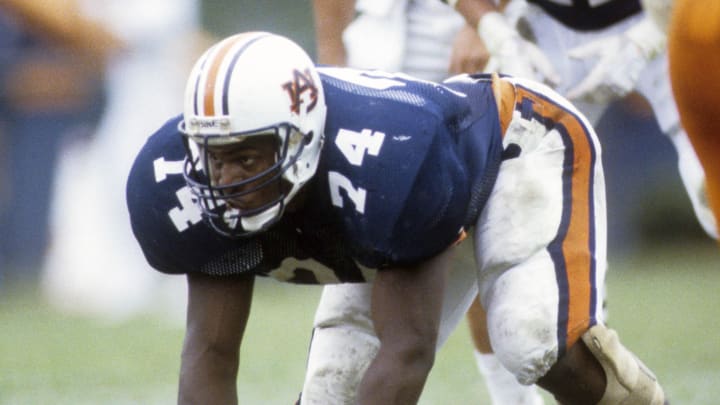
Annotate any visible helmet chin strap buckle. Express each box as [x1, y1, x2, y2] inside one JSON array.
[[222, 208, 240, 230]]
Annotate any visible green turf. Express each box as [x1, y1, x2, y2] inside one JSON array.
[[1, 242, 718, 404]]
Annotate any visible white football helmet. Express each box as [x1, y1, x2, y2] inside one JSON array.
[[179, 31, 327, 237]]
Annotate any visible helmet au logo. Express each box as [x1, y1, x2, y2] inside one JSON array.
[[282, 69, 318, 115]]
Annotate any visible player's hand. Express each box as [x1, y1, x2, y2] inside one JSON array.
[[566, 17, 666, 104], [449, 25, 490, 75], [478, 11, 559, 86]]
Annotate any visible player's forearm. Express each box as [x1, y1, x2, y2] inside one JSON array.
[[357, 250, 452, 405], [445, 0, 499, 29], [357, 347, 434, 404], [179, 273, 253, 405], [312, 0, 356, 65], [178, 347, 239, 405]]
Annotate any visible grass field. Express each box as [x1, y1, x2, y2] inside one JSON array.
[[1, 241, 718, 404]]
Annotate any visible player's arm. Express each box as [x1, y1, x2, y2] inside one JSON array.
[[445, 0, 499, 28], [445, 0, 559, 84], [312, 0, 357, 65], [178, 273, 255, 405], [356, 246, 456, 404], [448, 23, 491, 75]]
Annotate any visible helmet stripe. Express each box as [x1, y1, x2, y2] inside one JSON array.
[[222, 33, 270, 115], [198, 32, 270, 117], [202, 36, 241, 116], [192, 56, 209, 116]]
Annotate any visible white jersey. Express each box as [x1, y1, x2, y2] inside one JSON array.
[[344, 0, 464, 82]]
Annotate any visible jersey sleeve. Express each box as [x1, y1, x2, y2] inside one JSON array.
[[125, 114, 255, 275]]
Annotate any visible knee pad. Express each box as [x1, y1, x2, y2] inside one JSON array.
[[482, 257, 563, 385], [581, 324, 665, 405]]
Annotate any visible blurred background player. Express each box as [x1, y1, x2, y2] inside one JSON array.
[[308, 1, 544, 404], [40, 0, 208, 321], [662, 0, 720, 239], [0, 0, 119, 284], [450, 0, 718, 400], [450, 0, 717, 241]]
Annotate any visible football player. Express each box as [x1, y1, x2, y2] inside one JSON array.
[[663, 0, 720, 242], [310, 0, 542, 403], [126, 32, 666, 404]]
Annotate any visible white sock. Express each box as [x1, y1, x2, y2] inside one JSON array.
[[474, 351, 545, 405]]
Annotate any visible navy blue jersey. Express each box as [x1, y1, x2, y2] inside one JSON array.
[[126, 70, 503, 284]]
